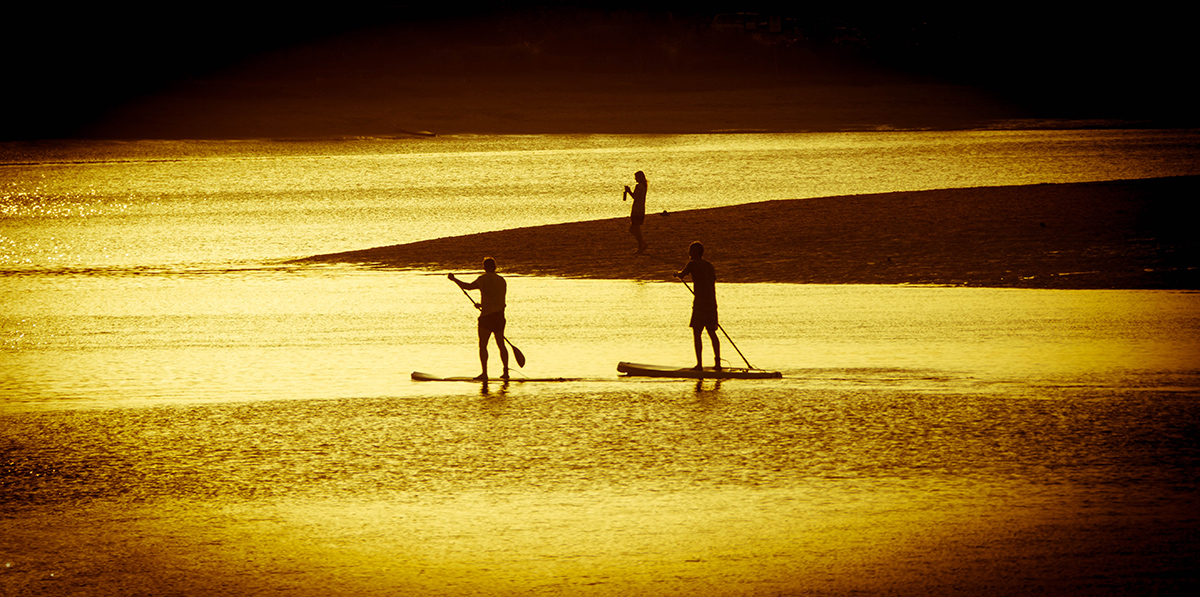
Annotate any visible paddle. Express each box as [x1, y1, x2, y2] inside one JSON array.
[[680, 279, 757, 371], [454, 283, 526, 368]]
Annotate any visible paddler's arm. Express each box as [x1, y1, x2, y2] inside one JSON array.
[[448, 274, 482, 310], [448, 273, 479, 290]]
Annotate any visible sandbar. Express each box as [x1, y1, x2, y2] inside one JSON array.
[[304, 176, 1198, 290]]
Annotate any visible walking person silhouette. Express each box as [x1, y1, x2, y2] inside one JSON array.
[[623, 170, 648, 254]]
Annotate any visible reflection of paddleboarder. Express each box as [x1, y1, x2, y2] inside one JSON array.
[[622, 170, 648, 254], [675, 241, 721, 371], [449, 257, 509, 380]]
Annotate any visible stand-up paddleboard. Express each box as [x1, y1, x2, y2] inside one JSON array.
[[412, 372, 580, 383], [617, 362, 782, 379]]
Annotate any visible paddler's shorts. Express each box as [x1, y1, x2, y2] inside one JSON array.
[[689, 305, 718, 330], [478, 311, 506, 334]]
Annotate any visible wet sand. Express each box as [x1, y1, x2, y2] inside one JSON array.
[[305, 176, 1198, 290]]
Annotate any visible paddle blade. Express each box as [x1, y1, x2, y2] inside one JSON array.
[[510, 341, 526, 368]]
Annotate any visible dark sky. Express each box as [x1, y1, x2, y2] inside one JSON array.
[[5, 4, 395, 139], [4, 3, 1192, 140]]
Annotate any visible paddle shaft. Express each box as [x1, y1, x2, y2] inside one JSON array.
[[681, 279, 756, 370], [453, 281, 525, 368]]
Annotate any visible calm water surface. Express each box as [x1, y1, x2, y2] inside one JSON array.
[[2, 131, 1199, 595]]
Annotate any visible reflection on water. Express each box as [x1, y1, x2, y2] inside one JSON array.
[[4, 367, 1198, 594], [4, 131, 1200, 594], [4, 286, 1199, 594], [7, 381, 1196, 502], [4, 271, 1197, 408]]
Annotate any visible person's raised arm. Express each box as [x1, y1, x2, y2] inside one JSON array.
[[448, 273, 479, 290]]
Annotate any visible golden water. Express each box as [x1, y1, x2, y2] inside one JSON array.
[[3, 131, 1199, 595]]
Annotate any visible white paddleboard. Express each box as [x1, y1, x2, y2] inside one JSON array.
[[617, 362, 782, 379]]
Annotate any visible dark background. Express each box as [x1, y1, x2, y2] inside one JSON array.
[[4, 2, 1192, 140]]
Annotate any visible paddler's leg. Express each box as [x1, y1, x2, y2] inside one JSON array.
[[476, 324, 491, 380], [707, 326, 721, 370], [692, 326, 704, 370], [495, 330, 510, 378]]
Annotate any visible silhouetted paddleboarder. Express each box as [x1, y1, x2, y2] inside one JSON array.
[[623, 170, 648, 254], [675, 241, 721, 371], [449, 257, 510, 380]]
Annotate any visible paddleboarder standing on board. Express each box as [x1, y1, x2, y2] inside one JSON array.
[[449, 257, 509, 380], [623, 170, 648, 254], [676, 241, 721, 371]]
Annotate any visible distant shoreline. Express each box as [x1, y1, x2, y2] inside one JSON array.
[[302, 177, 1199, 290], [2, 119, 1165, 147]]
